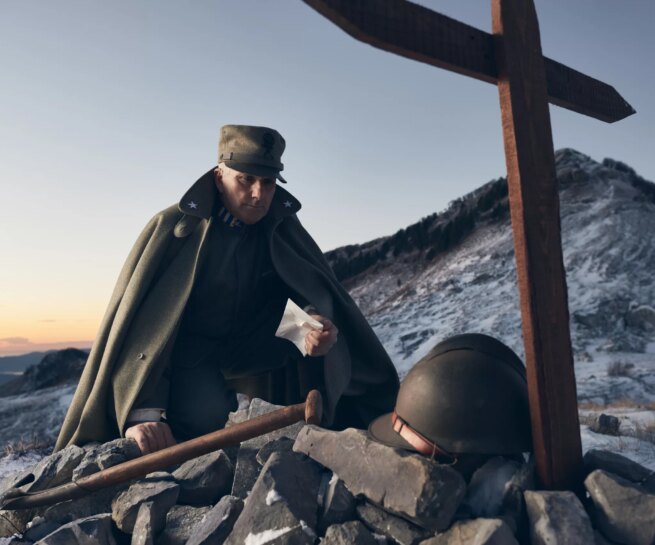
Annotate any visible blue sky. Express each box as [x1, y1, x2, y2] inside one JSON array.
[[0, 0, 653, 353]]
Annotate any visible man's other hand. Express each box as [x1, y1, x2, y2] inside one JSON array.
[[305, 315, 339, 357], [125, 422, 177, 455]]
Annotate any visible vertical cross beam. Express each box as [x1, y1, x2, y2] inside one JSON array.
[[492, 0, 583, 489]]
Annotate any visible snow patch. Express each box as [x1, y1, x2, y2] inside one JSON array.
[[300, 520, 316, 538], [581, 425, 655, 471], [245, 527, 294, 545], [265, 488, 283, 506], [0, 383, 77, 451], [58, 392, 74, 409], [0, 451, 46, 483]]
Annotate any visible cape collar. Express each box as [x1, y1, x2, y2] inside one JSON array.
[[178, 167, 301, 221]]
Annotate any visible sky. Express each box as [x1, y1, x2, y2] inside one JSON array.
[[1, 0, 653, 356]]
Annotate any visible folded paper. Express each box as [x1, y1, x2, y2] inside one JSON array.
[[275, 299, 324, 356]]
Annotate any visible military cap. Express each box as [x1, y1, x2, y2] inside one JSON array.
[[218, 124, 288, 183]]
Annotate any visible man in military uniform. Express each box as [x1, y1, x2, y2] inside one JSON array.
[[56, 125, 400, 454]]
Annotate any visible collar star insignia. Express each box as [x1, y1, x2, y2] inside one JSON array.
[[187, 201, 198, 210], [283, 200, 292, 208]]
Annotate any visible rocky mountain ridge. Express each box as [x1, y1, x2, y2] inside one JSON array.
[[331, 149, 655, 389], [0, 349, 87, 398]]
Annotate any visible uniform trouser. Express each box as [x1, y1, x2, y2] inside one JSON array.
[[165, 323, 298, 442]]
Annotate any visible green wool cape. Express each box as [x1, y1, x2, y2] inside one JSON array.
[[55, 169, 399, 451]]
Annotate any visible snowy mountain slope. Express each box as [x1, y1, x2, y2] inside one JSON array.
[[337, 149, 655, 410], [0, 384, 75, 453]]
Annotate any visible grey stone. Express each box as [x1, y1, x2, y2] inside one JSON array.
[[23, 516, 60, 542], [524, 490, 594, 545], [497, 486, 525, 539], [464, 458, 522, 518], [156, 505, 212, 545], [322, 520, 378, 545], [420, 518, 518, 545], [186, 495, 244, 545], [4, 445, 85, 493], [294, 426, 466, 532], [357, 502, 429, 545], [72, 439, 141, 479], [225, 451, 323, 545], [231, 398, 305, 499], [584, 449, 654, 483], [172, 450, 233, 506], [111, 480, 179, 534], [0, 509, 34, 538], [318, 472, 356, 533], [0, 535, 31, 544], [594, 530, 614, 545], [225, 406, 249, 428], [0, 445, 86, 536], [130, 502, 160, 545], [464, 457, 534, 537], [626, 304, 655, 331], [256, 437, 295, 466], [44, 479, 134, 526], [589, 414, 621, 436], [223, 407, 249, 464], [585, 469, 655, 545], [34, 513, 116, 545]]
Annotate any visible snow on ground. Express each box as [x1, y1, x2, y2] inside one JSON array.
[[0, 450, 46, 484], [581, 426, 655, 472], [0, 384, 76, 453]]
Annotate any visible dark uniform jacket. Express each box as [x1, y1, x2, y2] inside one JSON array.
[[55, 169, 400, 450]]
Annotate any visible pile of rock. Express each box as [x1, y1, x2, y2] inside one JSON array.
[[1, 399, 654, 545]]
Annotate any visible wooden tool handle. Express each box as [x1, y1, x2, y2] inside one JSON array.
[[1, 390, 323, 511]]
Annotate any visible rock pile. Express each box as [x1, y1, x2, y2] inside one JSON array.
[[1, 399, 654, 545]]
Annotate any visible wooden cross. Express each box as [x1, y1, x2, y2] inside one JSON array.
[[302, 0, 635, 490]]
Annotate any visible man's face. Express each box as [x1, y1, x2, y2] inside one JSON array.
[[214, 164, 277, 224]]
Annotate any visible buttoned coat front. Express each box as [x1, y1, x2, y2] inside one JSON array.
[[55, 169, 399, 450]]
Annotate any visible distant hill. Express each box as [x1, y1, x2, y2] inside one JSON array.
[[0, 351, 53, 372], [0, 348, 90, 387], [0, 351, 54, 385], [0, 348, 89, 397]]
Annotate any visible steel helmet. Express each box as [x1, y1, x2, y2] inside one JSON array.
[[368, 333, 532, 457]]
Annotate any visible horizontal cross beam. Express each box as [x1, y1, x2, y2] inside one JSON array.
[[302, 0, 635, 123]]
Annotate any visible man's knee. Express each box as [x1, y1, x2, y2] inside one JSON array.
[[167, 368, 238, 439]]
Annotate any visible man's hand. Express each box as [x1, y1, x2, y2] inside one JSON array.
[[125, 422, 177, 455], [305, 315, 339, 357]]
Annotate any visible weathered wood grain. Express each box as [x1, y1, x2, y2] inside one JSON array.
[[492, 0, 583, 489]]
